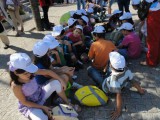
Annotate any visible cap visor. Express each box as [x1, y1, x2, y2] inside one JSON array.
[[119, 16, 124, 20], [25, 64, 38, 73], [52, 32, 60, 37], [49, 40, 59, 49]]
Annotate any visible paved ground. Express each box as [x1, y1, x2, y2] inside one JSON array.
[[0, 3, 160, 120]]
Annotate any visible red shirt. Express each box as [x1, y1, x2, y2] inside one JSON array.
[[38, 0, 52, 7], [68, 33, 82, 43]]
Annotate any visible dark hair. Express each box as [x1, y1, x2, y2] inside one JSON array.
[[123, 18, 134, 25], [73, 14, 81, 19], [122, 29, 133, 32], [10, 69, 26, 86], [69, 21, 77, 28], [34, 54, 51, 69], [93, 32, 106, 38], [60, 29, 65, 36]]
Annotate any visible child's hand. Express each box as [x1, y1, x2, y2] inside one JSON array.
[[111, 109, 121, 120], [42, 106, 52, 119]]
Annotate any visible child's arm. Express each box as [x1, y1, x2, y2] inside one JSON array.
[[73, 41, 83, 46], [11, 83, 52, 118], [35, 69, 67, 90], [50, 50, 61, 65], [111, 93, 122, 120]]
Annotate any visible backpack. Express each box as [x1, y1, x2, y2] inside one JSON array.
[[75, 86, 108, 106], [138, 0, 152, 21]]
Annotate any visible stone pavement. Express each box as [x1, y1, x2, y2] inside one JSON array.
[[0, 3, 160, 120]]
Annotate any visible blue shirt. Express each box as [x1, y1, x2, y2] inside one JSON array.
[[35, 62, 50, 85]]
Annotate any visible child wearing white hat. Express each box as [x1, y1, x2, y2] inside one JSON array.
[[117, 22, 142, 59], [8, 52, 73, 120], [102, 51, 145, 119]]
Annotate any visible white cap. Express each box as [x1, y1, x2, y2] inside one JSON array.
[[52, 25, 64, 37], [81, 16, 89, 24], [76, 25, 83, 31], [68, 18, 77, 27], [33, 41, 49, 57], [119, 12, 132, 20], [145, 0, 154, 3], [132, 0, 141, 5], [81, 9, 87, 15], [70, 11, 76, 17], [93, 25, 106, 33], [75, 10, 82, 15], [9, 53, 38, 73], [43, 35, 59, 49], [112, 9, 122, 15], [109, 52, 125, 70], [117, 22, 133, 30], [87, 8, 94, 13]]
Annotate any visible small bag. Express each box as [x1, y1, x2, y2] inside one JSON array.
[[7, 4, 15, 11], [52, 104, 78, 118]]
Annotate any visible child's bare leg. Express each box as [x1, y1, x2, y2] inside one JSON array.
[[132, 81, 145, 94]]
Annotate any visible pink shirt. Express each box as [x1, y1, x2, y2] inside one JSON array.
[[121, 32, 142, 58]]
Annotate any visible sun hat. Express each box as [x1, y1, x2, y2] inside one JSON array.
[[8, 53, 38, 73], [81, 16, 89, 24], [52, 25, 64, 37], [43, 35, 59, 49], [81, 9, 87, 15], [75, 10, 82, 15], [92, 25, 106, 33], [33, 41, 49, 57], [87, 8, 94, 14], [70, 11, 76, 17], [76, 25, 83, 31], [109, 51, 125, 70], [117, 22, 133, 30], [132, 0, 141, 5], [112, 9, 122, 15], [68, 18, 77, 27], [119, 12, 132, 20], [145, 0, 154, 3]]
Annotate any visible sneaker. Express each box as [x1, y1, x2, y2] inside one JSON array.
[[72, 82, 83, 89]]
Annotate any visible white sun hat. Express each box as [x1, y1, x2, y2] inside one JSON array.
[[52, 25, 64, 37], [109, 51, 126, 70], [33, 41, 49, 57], [117, 22, 133, 30], [81, 9, 87, 15], [119, 12, 132, 20], [81, 16, 89, 24], [43, 35, 59, 49], [87, 8, 94, 14], [132, 0, 141, 5], [68, 18, 77, 27], [93, 25, 106, 33], [9, 53, 38, 73], [76, 25, 83, 31]]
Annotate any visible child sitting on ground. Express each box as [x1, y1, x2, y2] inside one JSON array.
[[102, 51, 145, 120], [117, 22, 142, 59]]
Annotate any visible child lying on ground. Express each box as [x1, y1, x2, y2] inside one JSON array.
[[102, 51, 145, 119]]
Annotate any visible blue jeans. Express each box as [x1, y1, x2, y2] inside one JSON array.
[[87, 66, 104, 85], [77, 0, 85, 10], [118, 49, 128, 59]]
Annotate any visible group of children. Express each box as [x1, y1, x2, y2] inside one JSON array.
[[8, 0, 160, 119]]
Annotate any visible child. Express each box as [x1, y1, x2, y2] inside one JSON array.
[[0, 14, 10, 49], [65, 18, 77, 35], [102, 51, 145, 119], [52, 25, 78, 67], [78, 16, 93, 48], [117, 22, 142, 59], [8, 53, 73, 120], [33, 41, 83, 88]]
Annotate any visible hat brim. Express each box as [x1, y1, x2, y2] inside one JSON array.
[[24, 63, 38, 73], [49, 40, 59, 49], [52, 32, 61, 37], [119, 16, 125, 20]]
